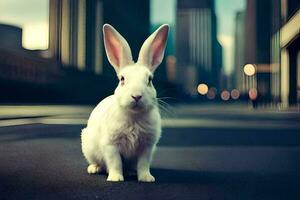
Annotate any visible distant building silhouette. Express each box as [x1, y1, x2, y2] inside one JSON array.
[[270, 0, 281, 104], [233, 11, 246, 94], [175, 0, 222, 96], [245, 0, 272, 103], [0, 24, 59, 84], [0, 24, 23, 51]]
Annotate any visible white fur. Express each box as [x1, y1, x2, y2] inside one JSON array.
[[81, 24, 169, 182]]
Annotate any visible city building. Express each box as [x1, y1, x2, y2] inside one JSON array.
[[0, 23, 60, 102], [0, 24, 23, 52], [233, 11, 246, 94], [49, 0, 103, 74], [244, 0, 300, 106], [175, 0, 222, 96], [270, 0, 282, 104], [49, 0, 150, 75], [0, 0, 151, 103], [245, 0, 273, 103], [0, 24, 59, 84], [270, 0, 300, 106]]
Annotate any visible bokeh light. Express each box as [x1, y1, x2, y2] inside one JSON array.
[[248, 88, 258, 100], [243, 64, 256, 76], [207, 87, 217, 99], [230, 89, 240, 100], [221, 90, 230, 101], [197, 83, 209, 95]]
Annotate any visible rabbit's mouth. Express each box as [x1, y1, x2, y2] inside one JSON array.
[[131, 101, 144, 109], [128, 101, 148, 112]]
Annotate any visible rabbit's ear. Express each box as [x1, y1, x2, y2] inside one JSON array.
[[137, 24, 169, 72], [103, 24, 133, 72]]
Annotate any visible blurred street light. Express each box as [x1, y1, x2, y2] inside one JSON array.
[[231, 89, 240, 100], [221, 90, 230, 101], [197, 83, 209, 95], [249, 88, 258, 100], [243, 64, 256, 76], [207, 87, 217, 99]]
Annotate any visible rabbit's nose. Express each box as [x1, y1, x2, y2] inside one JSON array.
[[131, 95, 142, 102]]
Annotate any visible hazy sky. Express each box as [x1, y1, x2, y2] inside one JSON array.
[[150, 0, 176, 24], [0, 0, 49, 50], [215, 0, 246, 75]]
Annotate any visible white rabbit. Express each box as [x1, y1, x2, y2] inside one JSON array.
[[81, 24, 169, 182]]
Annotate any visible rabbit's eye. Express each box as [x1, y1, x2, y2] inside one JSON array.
[[148, 76, 153, 86], [120, 76, 125, 85]]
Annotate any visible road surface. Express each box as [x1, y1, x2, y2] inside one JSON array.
[[0, 104, 299, 200]]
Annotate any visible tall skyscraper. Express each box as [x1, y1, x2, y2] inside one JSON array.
[[175, 0, 222, 95], [233, 11, 246, 93], [245, 0, 272, 103], [49, 0, 103, 74]]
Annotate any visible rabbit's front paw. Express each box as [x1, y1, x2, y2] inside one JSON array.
[[138, 172, 155, 182], [107, 172, 124, 182], [87, 164, 101, 174]]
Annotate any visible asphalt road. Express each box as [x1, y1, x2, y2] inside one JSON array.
[[0, 104, 300, 200]]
